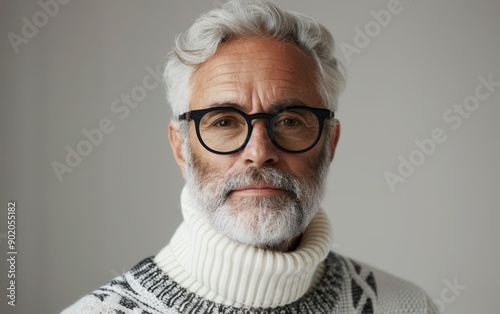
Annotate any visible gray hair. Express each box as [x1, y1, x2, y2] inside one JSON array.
[[164, 0, 345, 123]]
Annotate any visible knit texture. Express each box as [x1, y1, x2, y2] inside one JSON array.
[[62, 254, 437, 313], [153, 186, 331, 308], [62, 187, 438, 313]]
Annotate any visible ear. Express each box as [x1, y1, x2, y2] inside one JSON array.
[[168, 121, 186, 178], [328, 119, 341, 163]]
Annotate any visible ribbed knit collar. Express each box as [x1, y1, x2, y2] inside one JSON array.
[[154, 186, 332, 308]]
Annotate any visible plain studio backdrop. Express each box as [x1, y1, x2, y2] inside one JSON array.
[[1, 0, 499, 313]]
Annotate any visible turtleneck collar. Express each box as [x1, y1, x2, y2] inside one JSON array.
[[154, 186, 332, 308]]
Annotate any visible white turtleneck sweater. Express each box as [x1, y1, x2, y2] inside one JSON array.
[[153, 186, 331, 308], [62, 186, 438, 313]]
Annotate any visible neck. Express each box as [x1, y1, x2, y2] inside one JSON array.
[[154, 186, 332, 308]]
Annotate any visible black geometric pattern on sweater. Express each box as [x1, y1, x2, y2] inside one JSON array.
[[111, 277, 134, 292], [119, 296, 139, 310], [347, 259, 378, 298], [346, 258, 378, 314], [129, 252, 347, 313], [361, 298, 374, 314], [349, 259, 377, 314], [91, 292, 109, 302], [114, 310, 125, 314], [366, 272, 377, 296], [93, 284, 160, 313], [351, 278, 363, 308]]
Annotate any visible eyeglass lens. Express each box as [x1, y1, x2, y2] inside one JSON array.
[[198, 108, 320, 153]]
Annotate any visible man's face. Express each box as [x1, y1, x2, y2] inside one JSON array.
[[169, 37, 340, 250]]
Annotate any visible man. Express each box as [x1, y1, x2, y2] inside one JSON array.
[[63, 1, 437, 313]]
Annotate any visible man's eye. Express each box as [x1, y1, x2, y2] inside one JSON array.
[[214, 119, 234, 127], [282, 119, 299, 126], [277, 118, 301, 127]]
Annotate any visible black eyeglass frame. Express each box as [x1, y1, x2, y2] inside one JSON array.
[[178, 105, 335, 155]]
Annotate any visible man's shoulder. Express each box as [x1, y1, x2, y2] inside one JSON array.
[[327, 252, 438, 314], [61, 276, 132, 313]]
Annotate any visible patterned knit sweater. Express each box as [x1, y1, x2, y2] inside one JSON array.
[[62, 187, 437, 313]]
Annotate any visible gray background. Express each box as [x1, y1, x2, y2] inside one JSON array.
[[1, 0, 499, 313]]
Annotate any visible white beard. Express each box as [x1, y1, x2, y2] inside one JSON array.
[[182, 139, 330, 250]]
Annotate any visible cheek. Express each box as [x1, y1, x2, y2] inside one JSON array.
[[190, 142, 235, 181], [188, 127, 199, 149], [284, 150, 318, 171], [286, 159, 313, 179], [286, 145, 328, 179]]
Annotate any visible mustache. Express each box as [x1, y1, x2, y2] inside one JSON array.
[[218, 166, 300, 201]]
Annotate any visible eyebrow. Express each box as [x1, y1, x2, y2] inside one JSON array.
[[204, 98, 310, 112], [269, 99, 309, 111], [205, 102, 246, 111]]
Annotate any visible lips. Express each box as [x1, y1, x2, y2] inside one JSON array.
[[220, 167, 299, 199], [234, 184, 281, 191], [230, 184, 287, 197]]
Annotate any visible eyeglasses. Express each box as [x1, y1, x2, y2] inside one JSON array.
[[179, 106, 334, 155]]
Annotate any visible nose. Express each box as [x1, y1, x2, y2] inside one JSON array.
[[240, 121, 279, 167]]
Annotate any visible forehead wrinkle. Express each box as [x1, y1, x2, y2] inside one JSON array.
[[193, 40, 318, 83], [190, 36, 324, 112], [201, 60, 293, 75], [205, 57, 313, 71], [191, 83, 250, 105], [272, 86, 310, 96], [199, 63, 318, 91], [198, 72, 306, 91], [200, 62, 315, 81]]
